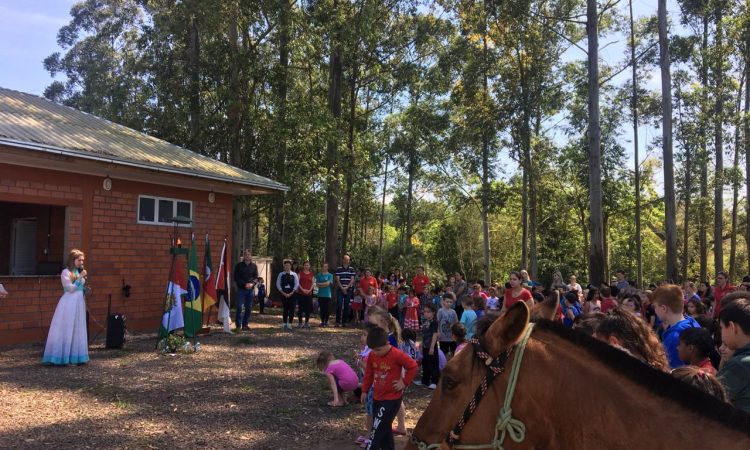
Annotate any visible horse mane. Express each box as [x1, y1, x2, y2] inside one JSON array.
[[475, 317, 750, 436], [531, 320, 750, 435]]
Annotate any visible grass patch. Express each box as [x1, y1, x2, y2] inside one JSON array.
[[240, 384, 257, 393], [280, 355, 311, 369], [234, 335, 256, 346], [113, 397, 131, 409]]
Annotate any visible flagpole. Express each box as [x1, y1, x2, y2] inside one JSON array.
[[224, 236, 231, 319], [200, 232, 207, 327]]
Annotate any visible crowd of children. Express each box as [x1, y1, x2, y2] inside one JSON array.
[[310, 263, 750, 449]]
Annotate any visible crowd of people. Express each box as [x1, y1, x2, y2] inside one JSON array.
[[301, 258, 750, 449], [35, 248, 750, 449]]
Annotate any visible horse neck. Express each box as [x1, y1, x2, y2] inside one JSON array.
[[510, 331, 749, 450]]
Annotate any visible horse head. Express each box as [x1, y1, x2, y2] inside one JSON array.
[[407, 301, 531, 450]]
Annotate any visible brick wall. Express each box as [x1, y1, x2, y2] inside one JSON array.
[[0, 163, 233, 345]]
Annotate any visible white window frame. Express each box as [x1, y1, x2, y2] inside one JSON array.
[[137, 195, 193, 227]]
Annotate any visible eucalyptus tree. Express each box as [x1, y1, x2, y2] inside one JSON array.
[[658, 0, 679, 281]]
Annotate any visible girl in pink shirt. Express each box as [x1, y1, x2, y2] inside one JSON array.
[[317, 351, 359, 406]]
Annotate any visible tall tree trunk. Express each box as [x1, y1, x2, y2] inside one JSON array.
[[405, 151, 416, 250], [677, 84, 692, 282], [228, 5, 244, 268], [521, 165, 528, 270], [629, 0, 643, 288], [517, 44, 536, 278], [228, 8, 242, 169], [270, 0, 290, 294], [699, 16, 709, 282], [378, 156, 389, 271], [729, 76, 744, 281], [340, 52, 358, 257], [587, 0, 605, 286], [603, 213, 609, 280], [745, 30, 750, 274], [659, 0, 678, 282], [713, 6, 725, 275], [325, 11, 344, 266], [531, 109, 542, 279], [187, 13, 200, 150], [481, 31, 491, 285]]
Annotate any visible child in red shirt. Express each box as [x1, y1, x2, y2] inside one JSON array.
[[361, 327, 418, 450]]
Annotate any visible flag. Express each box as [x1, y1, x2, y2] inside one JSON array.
[[159, 260, 186, 340], [201, 234, 217, 311], [216, 238, 228, 291], [216, 239, 233, 333], [183, 233, 202, 337]]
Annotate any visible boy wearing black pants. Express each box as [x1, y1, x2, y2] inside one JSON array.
[[421, 302, 440, 389], [361, 327, 418, 450]]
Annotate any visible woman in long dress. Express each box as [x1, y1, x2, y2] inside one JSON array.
[[42, 249, 89, 365]]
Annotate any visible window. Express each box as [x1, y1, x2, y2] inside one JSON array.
[[137, 195, 192, 226]]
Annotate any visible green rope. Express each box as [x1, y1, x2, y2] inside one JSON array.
[[454, 322, 535, 450]]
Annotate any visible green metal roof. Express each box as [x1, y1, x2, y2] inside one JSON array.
[[0, 87, 287, 193]]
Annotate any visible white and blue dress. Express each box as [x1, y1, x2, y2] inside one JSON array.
[[42, 268, 89, 365]]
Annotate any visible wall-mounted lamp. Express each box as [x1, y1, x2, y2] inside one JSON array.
[[122, 278, 131, 298], [103, 176, 113, 191], [208, 191, 216, 204]]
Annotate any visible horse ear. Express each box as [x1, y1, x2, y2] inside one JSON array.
[[487, 301, 530, 355], [530, 290, 560, 322]]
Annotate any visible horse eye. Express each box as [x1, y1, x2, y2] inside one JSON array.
[[442, 376, 457, 390]]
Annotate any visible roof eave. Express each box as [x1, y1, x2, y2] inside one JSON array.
[[0, 137, 289, 194]]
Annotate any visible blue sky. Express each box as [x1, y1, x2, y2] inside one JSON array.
[[0, 1, 74, 95]]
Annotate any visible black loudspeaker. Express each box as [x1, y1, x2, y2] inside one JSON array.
[[105, 314, 126, 349]]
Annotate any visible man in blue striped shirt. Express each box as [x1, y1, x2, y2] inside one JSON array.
[[335, 254, 356, 327]]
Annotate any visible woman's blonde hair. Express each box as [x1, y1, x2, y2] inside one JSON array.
[[367, 306, 401, 344], [66, 249, 85, 271]]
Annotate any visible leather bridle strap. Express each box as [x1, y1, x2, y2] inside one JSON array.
[[446, 342, 512, 445]]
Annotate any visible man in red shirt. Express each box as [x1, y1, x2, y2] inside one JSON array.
[[358, 268, 378, 297], [361, 327, 418, 450], [713, 271, 735, 318], [412, 266, 430, 297]]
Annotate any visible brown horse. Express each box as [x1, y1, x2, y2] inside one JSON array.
[[406, 302, 750, 450]]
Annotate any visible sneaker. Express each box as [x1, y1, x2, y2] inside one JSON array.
[[241, 326, 250, 331], [280, 323, 287, 329], [287, 323, 293, 329], [413, 380, 423, 386], [304, 323, 310, 328], [428, 384, 437, 390], [297, 322, 303, 328]]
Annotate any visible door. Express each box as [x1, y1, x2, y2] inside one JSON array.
[[10, 218, 37, 275]]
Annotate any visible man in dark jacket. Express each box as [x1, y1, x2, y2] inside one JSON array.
[[233, 249, 258, 330]]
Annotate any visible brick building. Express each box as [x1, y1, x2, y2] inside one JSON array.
[[0, 87, 286, 345]]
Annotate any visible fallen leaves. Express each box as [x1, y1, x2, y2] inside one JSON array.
[[0, 312, 430, 449]]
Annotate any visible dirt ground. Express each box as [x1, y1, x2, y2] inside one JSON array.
[[0, 310, 433, 449]]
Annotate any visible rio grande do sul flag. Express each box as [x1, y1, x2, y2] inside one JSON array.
[[159, 261, 186, 339], [183, 234, 202, 338]]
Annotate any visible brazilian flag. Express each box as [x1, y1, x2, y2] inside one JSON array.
[[183, 234, 202, 338]]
